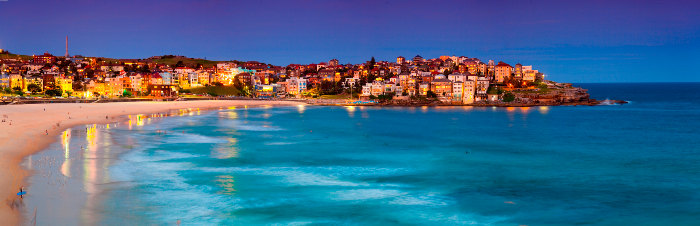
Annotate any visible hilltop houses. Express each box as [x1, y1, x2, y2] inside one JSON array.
[[1, 50, 550, 103]]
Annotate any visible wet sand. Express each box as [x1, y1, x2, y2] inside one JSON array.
[[0, 100, 302, 224]]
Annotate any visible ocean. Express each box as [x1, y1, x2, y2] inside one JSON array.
[[24, 83, 700, 225]]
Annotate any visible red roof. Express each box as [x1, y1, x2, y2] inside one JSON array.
[[496, 61, 512, 67]]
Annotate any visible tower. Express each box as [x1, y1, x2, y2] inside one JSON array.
[[65, 36, 69, 58]]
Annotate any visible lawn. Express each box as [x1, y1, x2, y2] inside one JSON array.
[[319, 94, 350, 99]]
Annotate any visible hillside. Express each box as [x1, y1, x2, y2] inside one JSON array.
[[149, 55, 220, 67], [0, 51, 32, 61]]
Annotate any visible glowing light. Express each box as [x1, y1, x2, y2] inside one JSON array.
[[538, 106, 550, 115], [216, 175, 236, 195], [86, 124, 99, 152], [61, 129, 71, 159], [345, 106, 356, 117], [297, 104, 306, 114], [213, 138, 239, 159], [520, 107, 531, 114]]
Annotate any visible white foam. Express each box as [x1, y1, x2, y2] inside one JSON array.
[[264, 142, 296, 145], [331, 189, 405, 200], [388, 193, 450, 206], [199, 166, 368, 187], [165, 133, 228, 144], [223, 120, 283, 131]]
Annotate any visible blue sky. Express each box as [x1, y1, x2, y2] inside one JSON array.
[[1, 0, 699, 82]]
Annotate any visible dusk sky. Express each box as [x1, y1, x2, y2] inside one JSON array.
[[1, 0, 699, 82]]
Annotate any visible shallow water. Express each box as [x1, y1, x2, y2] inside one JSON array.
[[25, 83, 700, 225]]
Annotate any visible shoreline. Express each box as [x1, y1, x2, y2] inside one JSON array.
[[0, 100, 303, 224], [306, 99, 628, 107]]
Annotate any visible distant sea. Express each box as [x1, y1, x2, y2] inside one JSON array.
[[25, 83, 700, 225]]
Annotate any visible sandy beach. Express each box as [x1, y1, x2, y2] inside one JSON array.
[[0, 100, 302, 224]]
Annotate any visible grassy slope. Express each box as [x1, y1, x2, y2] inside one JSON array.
[[0, 53, 32, 61], [151, 57, 220, 67], [319, 94, 351, 99]]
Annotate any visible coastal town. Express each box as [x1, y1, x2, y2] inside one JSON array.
[[1, 48, 601, 106]]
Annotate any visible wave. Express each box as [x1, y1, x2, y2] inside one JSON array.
[[331, 189, 405, 200], [223, 120, 284, 131], [264, 142, 296, 145], [164, 133, 229, 144], [199, 166, 368, 187]]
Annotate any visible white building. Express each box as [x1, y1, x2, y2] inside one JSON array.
[[285, 77, 307, 97]]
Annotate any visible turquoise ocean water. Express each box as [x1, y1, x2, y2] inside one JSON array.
[[26, 83, 700, 225]]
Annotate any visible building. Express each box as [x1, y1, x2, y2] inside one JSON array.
[[418, 82, 430, 96], [329, 59, 339, 67], [463, 80, 476, 104], [255, 84, 279, 98], [412, 55, 424, 64], [476, 77, 490, 101], [396, 56, 405, 64], [285, 77, 307, 97], [514, 63, 523, 78], [32, 52, 57, 64], [452, 81, 463, 102], [148, 84, 176, 97], [0, 73, 9, 88], [494, 61, 512, 84], [430, 78, 452, 98], [447, 73, 466, 83], [522, 65, 541, 82]]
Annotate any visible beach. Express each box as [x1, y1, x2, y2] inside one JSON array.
[[0, 100, 302, 224]]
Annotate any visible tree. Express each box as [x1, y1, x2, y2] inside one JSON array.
[[175, 61, 185, 68], [45, 88, 62, 97], [122, 90, 132, 97], [426, 91, 437, 98], [503, 92, 516, 102], [84, 68, 95, 78], [368, 57, 376, 70], [73, 81, 83, 91], [12, 86, 21, 92], [140, 65, 151, 73], [27, 84, 42, 94]]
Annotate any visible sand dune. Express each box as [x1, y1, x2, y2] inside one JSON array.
[[0, 100, 302, 224]]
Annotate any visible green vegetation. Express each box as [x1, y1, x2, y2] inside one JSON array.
[[189, 85, 242, 96], [151, 56, 220, 68], [319, 94, 350, 99], [45, 88, 62, 97], [426, 91, 438, 98], [0, 52, 32, 61], [503, 92, 515, 102], [122, 90, 133, 97], [487, 86, 504, 95], [374, 92, 395, 101]]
